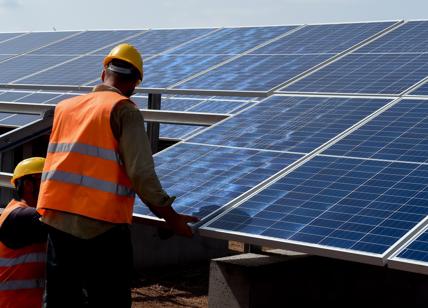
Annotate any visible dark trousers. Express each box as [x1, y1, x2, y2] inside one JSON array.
[[43, 225, 133, 308]]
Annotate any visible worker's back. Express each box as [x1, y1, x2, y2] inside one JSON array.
[[0, 199, 46, 308]]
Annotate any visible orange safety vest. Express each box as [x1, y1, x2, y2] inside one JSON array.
[[0, 199, 46, 308], [37, 91, 136, 223]]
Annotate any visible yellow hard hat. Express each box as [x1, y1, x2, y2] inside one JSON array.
[[103, 43, 143, 81], [11, 157, 45, 187]]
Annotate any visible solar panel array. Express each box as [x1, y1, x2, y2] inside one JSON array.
[[2, 20, 428, 275], [282, 21, 428, 95]]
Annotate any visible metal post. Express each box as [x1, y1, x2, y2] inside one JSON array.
[[147, 93, 161, 154]]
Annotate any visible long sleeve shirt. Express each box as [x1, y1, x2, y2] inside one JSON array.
[[40, 84, 172, 239]]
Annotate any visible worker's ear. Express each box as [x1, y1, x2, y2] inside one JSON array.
[[101, 69, 106, 82]]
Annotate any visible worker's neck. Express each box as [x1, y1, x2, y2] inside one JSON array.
[[102, 81, 128, 97], [20, 195, 36, 208]]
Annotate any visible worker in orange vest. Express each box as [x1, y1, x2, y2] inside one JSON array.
[[0, 157, 47, 308], [37, 43, 199, 308]]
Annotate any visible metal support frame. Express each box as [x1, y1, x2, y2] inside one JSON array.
[[147, 93, 162, 153], [0, 109, 54, 153]]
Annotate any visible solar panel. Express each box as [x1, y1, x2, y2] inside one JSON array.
[[0, 32, 24, 43], [94, 28, 214, 56], [188, 99, 249, 114], [134, 143, 302, 219], [16, 55, 104, 86], [0, 114, 40, 126], [388, 225, 428, 274], [15, 92, 63, 103], [324, 99, 428, 163], [0, 54, 73, 83], [283, 53, 428, 95], [357, 21, 428, 53], [202, 156, 428, 263], [0, 55, 14, 62], [175, 54, 331, 92], [0, 91, 38, 101], [0, 32, 77, 55], [142, 54, 232, 88], [160, 124, 204, 140], [30, 30, 141, 55], [251, 22, 394, 55], [409, 81, 428, 96], [169, 26, 295, 55], [188, 96, 390, 153]]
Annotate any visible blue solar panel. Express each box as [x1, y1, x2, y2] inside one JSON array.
[[0, 55, 72, 83], [0, 32, 76, 54], [188, 100, 248, 114], [15, 92, 63, 103], [189, 96, 390, 153], [160, 124, 203, 139], [325, 99, 428, 163], [142, 54, 231, 88], [94, 29, 214, 56], [30, 30, 140, 55], [0, 32, 24, 43], [16, 55, 103, 86], [0, 91, 38, 101], [45, 93, 81, 105], [283, 53, 428, 95], [0, 112, 15, 121], [252, 22, 394, 55], [160, 98, 201, 111], [203, 156, 428, 256], [169, 26, 294, 55], [176, 54, 331, 92], [410, 82, 428, 96], [358, 21, 428, 53], [134, 143, 301, 219], [0, 114, 40, 126], [0, 55, 13, 62], [393, 228, 428, 263]]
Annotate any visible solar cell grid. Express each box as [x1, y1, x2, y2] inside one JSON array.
[[176, 54, 331, 92], [94, 29, 213, 56], [169, 26, 294, 55], [0, 54, 73, 83], [189, 96, 390, 153], [252, 22, 394, 55], [0, 32, 76, 55], [30, 30, 140, 55], [134, 143, 301, 219], [394, 229, 428, 262], [358, 21, 428, 53], [283, 53, 428, 95], [16, 55, 104, 86], [203, 156, 428, 257], [324, 99, 428, 163], [142, 54, 231, 88]]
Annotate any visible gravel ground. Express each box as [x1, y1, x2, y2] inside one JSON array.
[[131, 262, 209, 308]]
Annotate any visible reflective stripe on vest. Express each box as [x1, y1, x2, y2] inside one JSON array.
[[0, 279, 44, 291], [0, 252, 46, 267], [42, 170, 135, 198], [48, 142, 121, 163]]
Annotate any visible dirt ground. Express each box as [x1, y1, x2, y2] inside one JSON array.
[[131, 262, 209, 308]]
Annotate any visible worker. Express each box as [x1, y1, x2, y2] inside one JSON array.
[[0, 157, 47, 308], [37, 43, 199, 308]]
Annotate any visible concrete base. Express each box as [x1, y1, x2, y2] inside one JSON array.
[[209, 253, 428, 307], [131, 223, 229, 271]]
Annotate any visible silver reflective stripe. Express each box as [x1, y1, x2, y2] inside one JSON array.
[[0, 279, 44, 291], [42, 170, 135, 198], [48, 143, 120, 162], [0, 252, 46, 267]]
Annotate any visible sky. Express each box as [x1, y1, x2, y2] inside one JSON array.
[[0, 0, 426, 31]]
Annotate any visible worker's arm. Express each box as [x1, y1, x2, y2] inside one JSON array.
[[0, 206, 47, 249], [111, 101, 199, 237]]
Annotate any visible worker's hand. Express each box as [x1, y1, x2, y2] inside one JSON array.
[[166, 213, 199, 238]]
